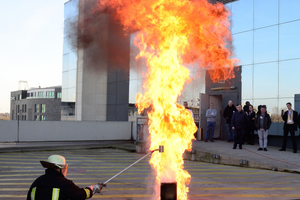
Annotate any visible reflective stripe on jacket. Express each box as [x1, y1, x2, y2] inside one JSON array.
[[27, 169, 92, 200]]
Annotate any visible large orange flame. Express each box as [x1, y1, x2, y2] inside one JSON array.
[[100, 0, 237, 199]]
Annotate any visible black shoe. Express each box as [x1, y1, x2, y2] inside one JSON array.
[[264, 148, 268, 151], [211, 140, 214, 142], [258, 147, 263, 151], [233, 146, 236, 149], [279, 149, 286, 151], [205, 139, 208, 142], [293, 150, 297, 153], [227, 140, 231, 142], [239, 146, 242, 149]]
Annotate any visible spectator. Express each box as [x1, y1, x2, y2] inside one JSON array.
[[299, 112, 300, 130], [279, 102, 298, 153], [205, 103, 217, 142], [184, 101, 194, 120], [243, 101, 250, 113], [246, 105, 256, 145], [223, 100, 236, 142], [257, 105, 262, 116], [255, 105, 272, 151], [231, 104, 248, 149]]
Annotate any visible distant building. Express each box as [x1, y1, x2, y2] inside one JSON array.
[[0, 113, 10, 120], [10, 86, 62, 121]]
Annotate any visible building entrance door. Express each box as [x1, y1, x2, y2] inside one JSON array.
[[199, 93, 223, 140]]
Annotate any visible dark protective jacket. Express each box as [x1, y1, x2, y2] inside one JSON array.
[[282, 110, 298, 131], [255, 112, 272, 131], [27, 169, 93, 200], [231, 111, 249, 130], [247, 111, 256, 131], [299, 113, 300, 129], [223, 105, 237, 124]]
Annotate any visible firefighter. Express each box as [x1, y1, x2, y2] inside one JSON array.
[[27, 155, 105, 200]]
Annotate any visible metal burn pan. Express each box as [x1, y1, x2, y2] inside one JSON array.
[[161, 182, 177, 200]]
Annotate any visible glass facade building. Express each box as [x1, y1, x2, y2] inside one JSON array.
[[226, 0, 300, 134], [61, 0, 79, 120], [62, 0, 300, 127]]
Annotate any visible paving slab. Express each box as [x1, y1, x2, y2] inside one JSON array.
[[0, 140, 135, 153], [185, 140, 300, 173], [1, 140, 300, 174]]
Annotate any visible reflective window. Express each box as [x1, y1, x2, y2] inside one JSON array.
[[70, 0, 79, 18], [69, 52, 77, 70], [38, 92, 44, 98], [279, 59, 300, 98], [63, 54, 69, 72], [231, 0, 253, 33], [46, 91, 55, 98], [63, 37, 71, 54], [129, 80, 138, 104], [254, 0, 278, 28], [35, 104, 40, 113], [279, 98, 294, 114], [232, 31, 253, 65], [253, 98, 280, 135], [278, 98, 294, 123], [68, 88, 76, 102], [62, 72, 69, 89], [42, 104, 46, 113], [57, 92, 62, 98], [279, 21, 300, 60], [254, 26, 278, 64], [64, 1, 71, 20], [253, 62, 278, 98], [35, 115, 40, 121], [253, 98, 278, 116], [242, 66, 253, 100], [279, 0, 300, 23], [62, 89, 68, 102], [68, 70, 77, 88], [41, 116, 46, 121]]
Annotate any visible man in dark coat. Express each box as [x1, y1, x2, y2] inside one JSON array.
[[223, 100, 237, 142], [246, 105, 256, 145], [27, 155, 104, 200], [243, 101, 250, 113], [231, 104, 249, 149], [279, 102, 299, 153]]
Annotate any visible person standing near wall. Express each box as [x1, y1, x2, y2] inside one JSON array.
[[243, 101, 250, 113], [231, 104, 248, 149], [279, 102, 298, 153], [246, 105, 256, 145], [255, 105, 272, 151], [184, 101, 194, 120], [205, 103, 217, 142], [223, 100, 236, 142]]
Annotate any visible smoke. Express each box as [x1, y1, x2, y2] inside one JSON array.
[[65, 0, 133, 71]]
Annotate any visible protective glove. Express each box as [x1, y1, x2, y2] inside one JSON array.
[[88, 183, 106, 194]]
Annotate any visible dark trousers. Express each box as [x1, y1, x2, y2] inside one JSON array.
[[248, 130, 255, 145], [234, 128, 244, 147], [282, 124, 297, 151]]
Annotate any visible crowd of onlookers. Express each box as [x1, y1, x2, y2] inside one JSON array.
[[202, 100, 300, 153]]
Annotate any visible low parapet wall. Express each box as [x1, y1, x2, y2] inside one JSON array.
[[0, 121, 131, 142]]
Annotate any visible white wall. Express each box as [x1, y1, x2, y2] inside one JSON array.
[[0, 121, 18, 142], [0, 121, 131, 142]]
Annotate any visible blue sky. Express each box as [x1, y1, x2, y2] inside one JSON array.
[[0, 0, 66, 113]]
